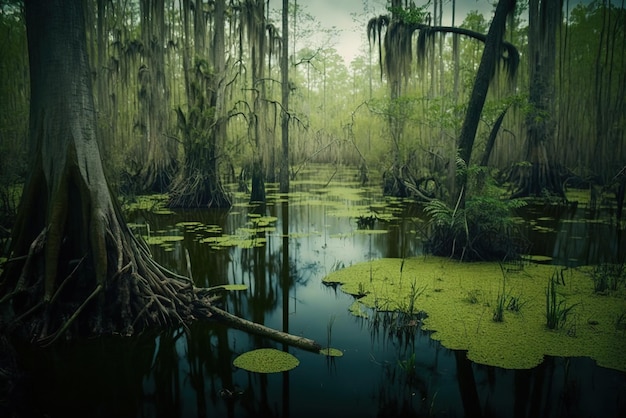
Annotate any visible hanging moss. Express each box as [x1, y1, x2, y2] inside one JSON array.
[[233, 348, 299, 373]]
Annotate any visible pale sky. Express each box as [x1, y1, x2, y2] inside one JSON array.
[[268, 0, 496, 66], [268, 0, 594, 66]]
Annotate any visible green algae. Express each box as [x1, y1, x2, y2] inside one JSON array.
[[233, 348, 300, 373], [323, 256, 626, 371]]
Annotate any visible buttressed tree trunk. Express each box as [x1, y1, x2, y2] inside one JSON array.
[[0, 0, 204, 342]]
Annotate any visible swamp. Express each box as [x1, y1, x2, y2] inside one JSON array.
[[1, 0, 626, 417]]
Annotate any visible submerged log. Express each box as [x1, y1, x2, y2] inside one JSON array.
[[206, 305, 321, 353]]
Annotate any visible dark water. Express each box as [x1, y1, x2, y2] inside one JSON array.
[[11, 170, 626, 418]]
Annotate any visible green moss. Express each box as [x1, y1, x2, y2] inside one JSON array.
[[323, 256, 626, 371], [233, 348, 300, 373]]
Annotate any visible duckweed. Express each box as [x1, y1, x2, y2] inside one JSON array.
[[233, 348, 300, 373], [323, 256, 626, 371]]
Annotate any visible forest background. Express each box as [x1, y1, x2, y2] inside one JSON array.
[[0, 0, 624, 229]]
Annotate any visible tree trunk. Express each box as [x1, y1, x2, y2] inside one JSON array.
[[511, 0, 564, 198], [169, 0, 231, 209], [136, 0, 176, 193], [279, 0, 290, 194], [0, 0, 202, 341], [456, 0, 517, 205]]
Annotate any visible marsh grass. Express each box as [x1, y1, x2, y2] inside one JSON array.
[[492, 286, 506, 322], [493, 264, 526, 322], [590, 263, 625, 293], [326, 314, 336, 348], [614, 310, 626, 334], [546, 270, 577, 330], [398, 279, 427, 316]]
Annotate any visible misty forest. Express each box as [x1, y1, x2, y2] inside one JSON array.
[[1, 0, 625, 417]]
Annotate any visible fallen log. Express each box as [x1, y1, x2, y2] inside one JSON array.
[[206, 305, 322, 353]]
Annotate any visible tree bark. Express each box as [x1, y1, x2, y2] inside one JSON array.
[[0, 0, 199, 341], [207, 305, 321, 353], [456, 0, 517, 206], [511, 0, 564, 198], [279, 0, 290, 193]]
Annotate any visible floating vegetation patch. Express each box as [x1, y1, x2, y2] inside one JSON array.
[[314, 186, 365, 201], [319, 348, 344, 357], [142, 235, 184, 245], [349, 300, 369, 318], [175, 221, 203, 228], [248, 215, 278, 228], [233, 348, 299, 373], [522, 254, 553, 264], [354, 229, 388, 235], [208, 284, 248, 292], [323, 256, 626, 372], [124, 194, 169, 212], [200, 234, 267, 249]]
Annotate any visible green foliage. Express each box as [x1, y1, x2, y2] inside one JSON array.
[[424, 167, 527, 261], [545, 270, 577, 330], [493, 288, 506, 322], [589, 263, 625, 294], [388, 4, 428, 24], [397, 279, 427, 316]]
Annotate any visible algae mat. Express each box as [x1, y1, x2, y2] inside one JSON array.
[[323, 256, 626, 371]]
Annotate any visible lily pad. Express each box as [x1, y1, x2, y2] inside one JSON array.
[[233, 348, 299, 373], [319, 347, 343, 357], [208, 284, 248, 292]]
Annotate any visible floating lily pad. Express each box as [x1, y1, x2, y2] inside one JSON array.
[[233, 348, 299, 373], [143, 235, 184, 245], [319, 348, 343, 357], [208, 284, 248, 292]]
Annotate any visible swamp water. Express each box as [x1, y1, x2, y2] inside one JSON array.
[[15, 168, 626, 417]]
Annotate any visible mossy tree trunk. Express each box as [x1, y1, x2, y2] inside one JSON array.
[[0, 0, 204, 342], [136, 0, 177, 193], [169, 0, 231, 209], [510, 0, 564, 198]]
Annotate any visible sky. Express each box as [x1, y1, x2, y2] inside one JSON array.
[[268, 0, 497, 66], [267, 0, 594, 66]]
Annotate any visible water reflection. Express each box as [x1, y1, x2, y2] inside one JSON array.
[[11, 171, 626, 417]]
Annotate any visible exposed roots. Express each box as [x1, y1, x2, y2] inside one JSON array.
[[0, 224, 212, 344], [168, 169, 231, 209]]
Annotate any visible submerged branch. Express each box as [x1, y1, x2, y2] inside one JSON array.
[[206, 305, 321, 353]]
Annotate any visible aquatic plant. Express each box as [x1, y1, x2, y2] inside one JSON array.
[[506, 294, 527, 313], [323, 256, 626, 371], [233, 348, 299, 373], [589, 262, 625, 293], [493, 288, 506, 322], [545, 270, 577, 330], [326, 314, 336, 349], [398, 279, 426, 316], [464, 289, 481, 304], [424, 180, 527, 261], [614, 311, 626, 334], [397, 351, 416, 376]]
